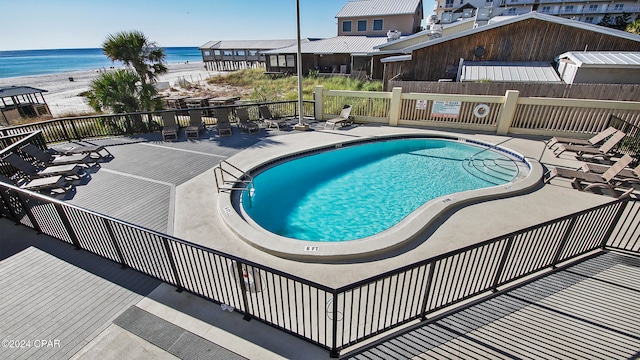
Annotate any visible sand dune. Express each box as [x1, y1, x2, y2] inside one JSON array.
[[0, 62, 224, 117]]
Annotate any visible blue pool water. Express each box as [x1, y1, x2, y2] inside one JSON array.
[[242, 138, 518, 242]]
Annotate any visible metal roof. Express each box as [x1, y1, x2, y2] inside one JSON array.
[[262, 36, 389, 55], [199, 39, 298, 50], [386, 12, 640, 54], [0, 86, 48, 99], [335, 0, 422, 18], [557, 52, 640, 68], [459, 61, 562, 82]]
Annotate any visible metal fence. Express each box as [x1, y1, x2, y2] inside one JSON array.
[[0, 100, 315, 144], [1, 176, 638, 357]]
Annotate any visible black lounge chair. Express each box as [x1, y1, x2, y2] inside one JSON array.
[[236, 108, 260, 134], [20, 143, 93, 166], [0, 173, 73, 194], [2, 152, 84, 179], [161, 112, 179, 141], [215, 108, 233, 137], [553, 131, 626, 162], [51, 143, 113, 160], [259, 105, 286, 130], [186, 110, 205, 139]]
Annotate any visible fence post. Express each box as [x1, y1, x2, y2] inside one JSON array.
[[103, 219, 128, 269], [16, 192, 42, 234], [420, 262, 436, 320], [314, 85, 324, 121], [496, 90, 519, 135], [162, 238, 184, 293], [330, 290, 340, 358], [551, 217, 577, 269], [53, 203, 82, 250], [388, 87, 403, 126], [235, 261, 253, 321]]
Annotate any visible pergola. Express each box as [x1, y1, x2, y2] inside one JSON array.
[[0, 86, 51, 125]]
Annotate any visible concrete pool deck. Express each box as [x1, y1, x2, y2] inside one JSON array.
[[172, 125, 616, 288]]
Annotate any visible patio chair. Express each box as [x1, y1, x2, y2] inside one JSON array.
[[546, 126, 618, 149], [553, 131, 626, 162], [324, 105, 353, 130], [545, 154, 635, 198], [0, 173, 73, 194], [161, 112, 179, 141], [259, 105, 286, 130], [215, 108, 233, 137], [20, 143, 93, 167], [236, 108, 260, 134], [1, 152, 84, 179], [582, 160, 640, 184], [186, 110, 205, 139], [51, 143, 113, 161]]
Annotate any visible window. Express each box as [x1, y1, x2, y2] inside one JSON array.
[[585, 16, 594, 23], [588, 4, 597, 11], [278, 55, 286, 67], [269, 55, 278, 66], [235, 50, 245, 56], [614, 4, 623, 11], [204, 51, 211, 56], [286, 55, 295, 67], [509, 0, 517, 3], [507, 7, 516, 14], [214, 50, 221, 56], [248, 50, 258, 56], [357, 20, 367, 31], [342, 20, 351, 32], [563, 5, 574, 12], [373, 19, 383, 30], [223, 50, 232, 56], [445, 0, 454, 7], [541, 6, 550, 13]]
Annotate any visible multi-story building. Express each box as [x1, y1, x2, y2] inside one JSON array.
[[432, 0, 639, 25]]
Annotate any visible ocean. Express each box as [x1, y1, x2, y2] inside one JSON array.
[[0, 47, 202, 79]]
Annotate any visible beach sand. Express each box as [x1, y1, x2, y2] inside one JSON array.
[[0, 62, 236, 118]]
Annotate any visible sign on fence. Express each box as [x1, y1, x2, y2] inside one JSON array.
[[432, 101, 461, 118], [416, 99, 427, 110]]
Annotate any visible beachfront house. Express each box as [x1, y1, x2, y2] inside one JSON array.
[[0, 86, 51, 125], [199, 39, 297, 71], [376, 12, 640, 94]]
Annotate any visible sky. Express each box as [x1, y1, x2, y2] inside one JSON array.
[[1, 0, 436, 51]]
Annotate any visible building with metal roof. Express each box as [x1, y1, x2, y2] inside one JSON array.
[[198, 39, 298, 71], [556, 52, 640, 84], [262, 36, 389, 77], [458, 61, 562, 82], [336, 0, 424, 36]]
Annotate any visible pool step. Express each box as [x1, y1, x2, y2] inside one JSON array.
[[463, 157, 519, 184]]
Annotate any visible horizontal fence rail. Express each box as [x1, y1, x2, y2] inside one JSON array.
[[0, 100, 315, 145], [1, 177, 639, 357]]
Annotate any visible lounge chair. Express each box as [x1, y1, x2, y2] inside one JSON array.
[[51, 143, 113, 160], [236, 108, 260, 134], [215, 108, 233, 137], [546, 126, 618, 149], [324, 105, 353, 130], [553, 131, 626, 162], [161, 112, 179, 141], [1, 152, 84, 179], [0, 173, 73, 194], [582, 160, 640, 184], [20, 143, 93, 166], [259, 105, 286, 130], [545, 154, 635, 198], [186, 110, 205, 139]]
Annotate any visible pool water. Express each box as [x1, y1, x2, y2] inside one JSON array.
[[241, 138, 518, 242]]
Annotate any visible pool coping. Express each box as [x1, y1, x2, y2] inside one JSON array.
[[218, 133, 544, 262]]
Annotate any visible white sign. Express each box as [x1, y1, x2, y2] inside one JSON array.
[[416, 99, 427, 110], [432, 101, 461, 118]]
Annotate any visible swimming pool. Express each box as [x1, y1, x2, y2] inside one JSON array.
[[242, 138, 519, 241], [221, 134, 543, 261]]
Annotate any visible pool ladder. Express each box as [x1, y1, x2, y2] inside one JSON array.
[[214, 160, 254, 193]]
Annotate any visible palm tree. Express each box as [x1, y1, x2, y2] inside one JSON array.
[[102, 30, 167, 84], [86, 69, 162, 113], [627, 20, 640, 34]]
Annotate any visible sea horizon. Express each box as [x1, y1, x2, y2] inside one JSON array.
[[0, 47, 203, 79]]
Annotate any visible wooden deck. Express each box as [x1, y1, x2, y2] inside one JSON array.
[[346, 251, 640, 359]]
